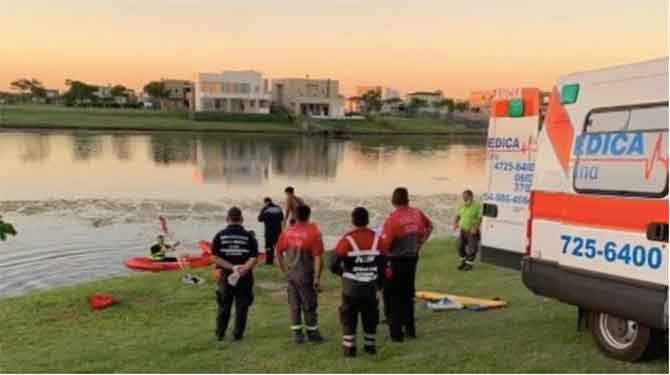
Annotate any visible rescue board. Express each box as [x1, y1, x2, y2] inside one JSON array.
[[416, 291, 507, 310]]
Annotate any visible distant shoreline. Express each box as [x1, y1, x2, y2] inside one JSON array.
[[0, 105, 487, 137]]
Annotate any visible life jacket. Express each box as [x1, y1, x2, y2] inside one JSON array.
[[339, 233, 383, 298]]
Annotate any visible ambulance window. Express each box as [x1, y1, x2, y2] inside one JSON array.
[[627, 105, 668, 131], [574, 103, 668, 198], [585, 109, 629, 132]]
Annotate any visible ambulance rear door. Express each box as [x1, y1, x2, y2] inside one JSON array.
[[481, 88, 542, 269]]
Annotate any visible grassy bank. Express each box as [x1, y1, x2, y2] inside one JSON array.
[[0, 238, 665, 373], [0, 105, 485, 135]]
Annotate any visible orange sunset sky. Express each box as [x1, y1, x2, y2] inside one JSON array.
[[1, 0, 667, 98]]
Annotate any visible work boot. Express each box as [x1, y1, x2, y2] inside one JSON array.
[[293, 330, 305, 344], [457, 260, 467, 270], [343, 346, 357, 357], [364, 345, 377, 355], [307, 329, 325, 343]]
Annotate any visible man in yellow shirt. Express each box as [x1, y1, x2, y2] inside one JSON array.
[[453, 190, 482, 271]]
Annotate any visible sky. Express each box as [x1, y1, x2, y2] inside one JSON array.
[[0, 0, 667, 98]]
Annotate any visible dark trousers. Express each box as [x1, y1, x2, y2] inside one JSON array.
[[458, 230, 480, 263], [287, 277, 318, 332], [264, 236, 278, 265], [340, 295, 379, 349], [216, 277, 254, 339], [383, 257, 418, 341]]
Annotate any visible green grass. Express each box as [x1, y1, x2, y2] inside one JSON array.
[[0, 105, 484, 135], [0, 238, 665, 373], [0, 105, 302, 133], [315, 117, 484, 135]]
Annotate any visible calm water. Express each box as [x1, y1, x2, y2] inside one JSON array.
[[0, 130, 486, 297]]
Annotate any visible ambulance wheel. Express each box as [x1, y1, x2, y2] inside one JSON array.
[[590, 311, 650, 362]]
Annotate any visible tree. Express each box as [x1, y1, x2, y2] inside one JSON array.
[[63, 79, 97, 106], [0, 216, 17, 241], [381, 97, 403, 113], [110, 84, 128, 98], [10, 78, 46, 101], [441, 98, 455, 113], [407, 98, 428, 116], [360, 89, 382, 114], [455, 101, 469, 112], [143, 81, 170, 110], [432, 100, 445, 115]]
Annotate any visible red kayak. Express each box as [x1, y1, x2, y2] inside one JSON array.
[[124, 254, 212, 272]]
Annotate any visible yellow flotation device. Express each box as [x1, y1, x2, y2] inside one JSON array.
[[416, 291, 507, 310]]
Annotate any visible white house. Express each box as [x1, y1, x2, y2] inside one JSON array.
[[193, 70, 271, 113]]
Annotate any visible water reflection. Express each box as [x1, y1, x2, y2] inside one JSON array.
[[1, 130, 487, 200], [19, 134, 50, 163], [111, 135, 133, 161], [195, 137, 271, 184], [271, 137, 344, 178], [71, 134, 103, 162], [150, 134, 197, 165]]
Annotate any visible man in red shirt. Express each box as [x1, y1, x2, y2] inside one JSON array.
[[330, 207, 387, 357], [380, 187, 433, 342], [276, 204, 325, 344]]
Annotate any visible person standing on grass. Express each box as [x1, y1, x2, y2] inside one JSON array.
[[330, 207, 387, 357], [211, 207, 258, 342], [453, 189, 482, 271], [283, 186, 305, 227], [275, 204, 325, 344], [258, 197, 284, 265], [379, 187, 433, 342]]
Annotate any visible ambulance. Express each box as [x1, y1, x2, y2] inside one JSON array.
[[521, 58, 668, 361], [481, 87, 543, 269]]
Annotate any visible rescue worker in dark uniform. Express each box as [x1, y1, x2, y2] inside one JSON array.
[[330, 207, 387, 357], [275, 204, 325, 344], [380, 187, 433, 342], [211, 207, 259, 342], [257, 197, 284, 265]]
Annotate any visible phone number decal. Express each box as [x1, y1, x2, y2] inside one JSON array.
[[560, 234, 663, 269], [482, 192, 529, 205]]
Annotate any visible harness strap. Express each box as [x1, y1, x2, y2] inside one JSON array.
[[345, 235, 360, 252]]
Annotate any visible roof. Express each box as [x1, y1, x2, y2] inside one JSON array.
[[407, 91, 442, 96]]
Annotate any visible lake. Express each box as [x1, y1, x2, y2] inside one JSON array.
[[0, 130, 486, 297]]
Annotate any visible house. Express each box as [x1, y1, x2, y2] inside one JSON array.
[[272, 77, 345, 118], [406, 90, 445, 115], [193, 70, 271, 113], [162, 79, 193, 109], [93, 85, 113, 100], [346, 85, 400, 113]]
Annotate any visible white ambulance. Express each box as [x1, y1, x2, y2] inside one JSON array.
[[481, 88, 543, 269], [522, 58, 668, 361]]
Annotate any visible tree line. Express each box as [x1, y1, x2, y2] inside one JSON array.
[[2, 78, 173, 108]]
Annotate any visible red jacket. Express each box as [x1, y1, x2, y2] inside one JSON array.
[[276, 222, 324, 282], [380, 206, 432, 258]]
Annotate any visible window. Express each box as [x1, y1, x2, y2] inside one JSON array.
[[574, 102, 668, 197]]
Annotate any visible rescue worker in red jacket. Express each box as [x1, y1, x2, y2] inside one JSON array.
[[380, 187, 433, 342], [275, 204, 325, 344], [330, 207, 387, 357]]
